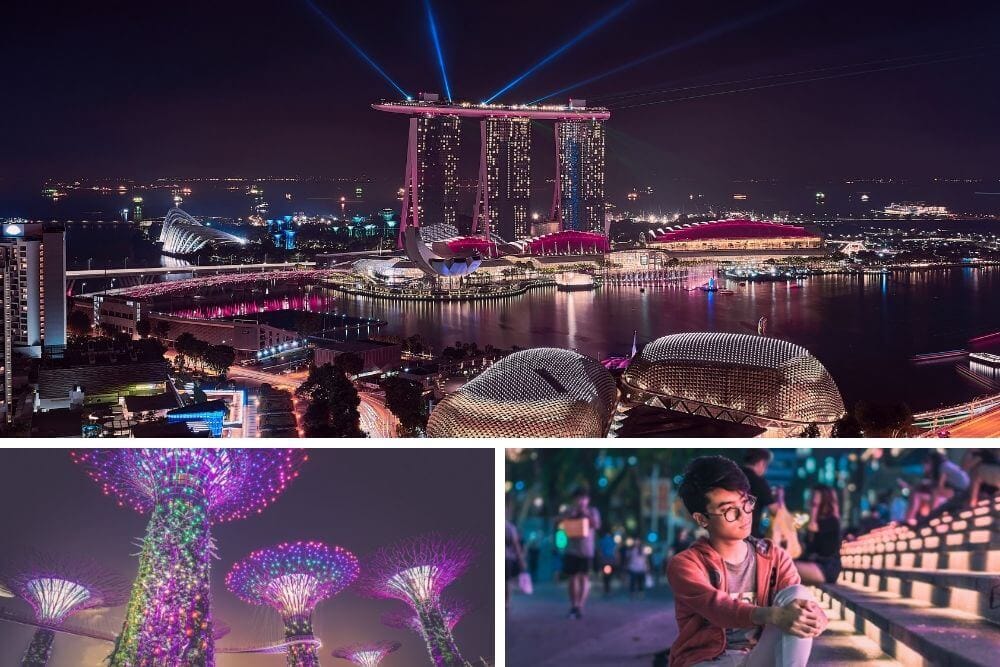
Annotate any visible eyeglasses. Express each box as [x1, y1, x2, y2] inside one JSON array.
[[703, 495, 757, 523]]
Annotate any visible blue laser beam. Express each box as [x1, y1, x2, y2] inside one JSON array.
[[425, 0, 453, 101], [304, 0, 411, 99], [529, 1, 796, 105], [484, 0, 636, 104]]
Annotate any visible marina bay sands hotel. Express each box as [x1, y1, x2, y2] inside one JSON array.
[[373, 94, 610, 245]]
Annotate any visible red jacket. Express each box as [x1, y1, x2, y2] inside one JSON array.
[[666, 536, 800, 667]]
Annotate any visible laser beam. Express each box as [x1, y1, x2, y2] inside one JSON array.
[[484, 0, 636, 103], [529, 1, 796, 105], [425, 0, 453, 101], [304, 0, 411, 99]]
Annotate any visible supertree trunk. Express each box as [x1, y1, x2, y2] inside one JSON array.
[[415, 600, 469, 667], [109, 496, 215, 667], [21, 628, 55, 666], [284, 614, 320, 667]]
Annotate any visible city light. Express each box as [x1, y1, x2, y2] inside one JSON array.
[[484, 0, 635, 103], [424, 0, 453, 102], [302, 0, 410, 98]]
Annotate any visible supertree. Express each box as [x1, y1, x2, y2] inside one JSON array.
[[356, 534, 479, 667], [226, 540, 360, 667], [332, 640, 402, 667], [1, 550, 129, 666], [381, 596, 470, 638], [71, 448, 307, 667]]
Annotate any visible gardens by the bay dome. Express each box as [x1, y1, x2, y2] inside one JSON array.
[[621, 332, 845, 435], [427, 347, 618, 438]]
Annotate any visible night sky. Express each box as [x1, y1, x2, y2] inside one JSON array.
[[2, 0, 999, 194], [0, 448, 494, 666]]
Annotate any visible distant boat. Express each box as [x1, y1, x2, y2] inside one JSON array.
[[758, 317, 768, 335]]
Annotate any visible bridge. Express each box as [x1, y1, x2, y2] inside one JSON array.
[[912, 390, 1000, 433], [65, 261, 317, 294]]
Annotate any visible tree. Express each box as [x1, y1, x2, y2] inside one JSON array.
[[67, 309, 92, 338], [333, 351, 364, 377], [798, 423, 821, 438], [831, 413, 863, 438], [383, 376, 428, 437], [175, 332, 197, 358], [854, 401, 913, 438], [99, 322, 117, 339], [135, 317, 151, 338], [204, 345, 236, 377], [153, 319, 171, 340], [295, 364, 365, 438]]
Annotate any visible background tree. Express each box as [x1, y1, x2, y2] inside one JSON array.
[[153, 320, 171, 340], [382, 376, 428, 437], [135, 317, 151, 338], [832, 413, 864, 438], [66, 309, 92, 338], [295, 364, 365, 437], [204, 345, 236, 377], [854, 401, 913, 438], [98, 322, 117, 339], [333, 351, 364, 377]]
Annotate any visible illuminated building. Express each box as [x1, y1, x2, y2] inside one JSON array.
[[427, 348, 618, 438], [131, 196, 144, 223], [72, 449, 307, 666], [227, 541, 360, 667], [553, 108, 607, 234], [645, 218, 823, 257], [373, 97, 609, 246], [332, 641, 402, 667], [621, 332, 845, 436], [1, 551, 128, 666], [883, 202, 953, 218], [474, 116, 531, 241], [0, 221, 67, 356], [357, 533, 479, 667], [158, 208, 246, 256]]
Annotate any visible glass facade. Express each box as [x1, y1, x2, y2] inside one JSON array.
[[475, 117, 531, 241]]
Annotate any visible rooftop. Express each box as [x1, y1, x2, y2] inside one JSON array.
[[373, 100, 610, 121]]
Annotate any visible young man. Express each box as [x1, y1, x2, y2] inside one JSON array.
[[667, 456, 829, 667], [558, 486, 601, 619], [741, 449, 778, 539]]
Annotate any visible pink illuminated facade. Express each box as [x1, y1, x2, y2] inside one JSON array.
[[511, 230, 610, 256], [647, 219, 822, 253]]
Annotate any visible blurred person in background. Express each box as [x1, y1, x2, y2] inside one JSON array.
[[794, 485, 842, 586]]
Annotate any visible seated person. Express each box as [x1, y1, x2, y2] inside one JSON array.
[[965, 448, 1000, 508], [667, 456, 828, 667], [902, 451, 969, 525], [795, 485, 842, 586]]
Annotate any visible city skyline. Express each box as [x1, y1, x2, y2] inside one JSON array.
[[2, 0, 999, 191]]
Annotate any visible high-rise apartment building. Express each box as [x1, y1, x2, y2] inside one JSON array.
[[0, 221, 67, 353]]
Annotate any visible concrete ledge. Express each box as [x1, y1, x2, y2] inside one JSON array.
[[818, 583, 1000, 667]]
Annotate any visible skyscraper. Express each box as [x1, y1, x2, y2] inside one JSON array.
[[474, 116, 531, 241], [553, 117, 607, 234], [398, 94, 461, 245], [0, 221, 67, 354], [0, 245, 15, 422]]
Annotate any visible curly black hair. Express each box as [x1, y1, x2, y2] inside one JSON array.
[[679, 456, 750, 516]]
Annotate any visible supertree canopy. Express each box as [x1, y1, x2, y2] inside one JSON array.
[[332, 640, 402, 667], [357, 533, 479, 667], [1, 550, 129, 667], [381, 596, 470, 636], [71, 449, 307, 667], [226, 540, 360, 667]]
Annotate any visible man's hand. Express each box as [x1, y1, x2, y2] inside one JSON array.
[[772, 599, 827, 638]]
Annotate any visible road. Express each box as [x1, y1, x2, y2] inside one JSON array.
[[226, 365, 396, 438], [936, 404, 1000, 437]]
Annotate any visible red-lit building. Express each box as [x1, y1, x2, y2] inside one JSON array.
[[647, 219, 822, 254]]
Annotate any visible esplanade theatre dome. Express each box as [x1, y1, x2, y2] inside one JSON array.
[[426, 348, 618, 438], [622, 332, 844, 435]]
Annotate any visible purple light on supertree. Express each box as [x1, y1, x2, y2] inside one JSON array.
[[356, 533, 479, 667], [71, 448, 308, 667], [1, 550, 129, 667], [381, 595, 471, 636], [226, 540, 360, 667], [332, 640, 402, 667]]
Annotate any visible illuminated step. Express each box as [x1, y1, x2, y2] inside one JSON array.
[[839, 567, 1000, 625], [809, 616, 902, 666], [844, 544, 1000, 573], [843, 525, 1000, 560], [817, 583, 1000, 667]]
